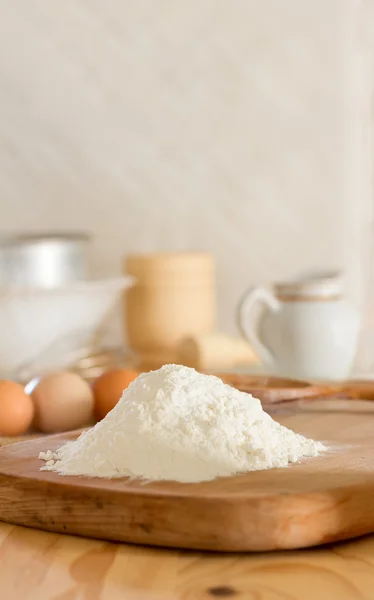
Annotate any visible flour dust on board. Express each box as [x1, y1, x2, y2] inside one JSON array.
[[39, 364, 326, 483]]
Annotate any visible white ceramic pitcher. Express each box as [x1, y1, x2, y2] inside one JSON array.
[[237, 274, 360, 380]]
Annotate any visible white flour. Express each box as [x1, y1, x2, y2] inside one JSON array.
[[39, 364, 325, 482]]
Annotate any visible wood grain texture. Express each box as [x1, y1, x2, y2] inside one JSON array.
[[2, 522, 374, 600], [1, 412, 374, 552]]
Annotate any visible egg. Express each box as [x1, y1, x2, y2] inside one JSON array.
[[31, 371, 94, 433], [0, 380, 34, 436], [93, 368, 138, 421]]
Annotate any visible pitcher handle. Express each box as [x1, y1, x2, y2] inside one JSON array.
[[236, 286, 281, 365]]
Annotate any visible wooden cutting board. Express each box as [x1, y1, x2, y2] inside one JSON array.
[[0, 410, 374, 552]]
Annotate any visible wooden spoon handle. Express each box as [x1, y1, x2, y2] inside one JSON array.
[[332, 381, 374, 401], [216, 373, 374, 404]]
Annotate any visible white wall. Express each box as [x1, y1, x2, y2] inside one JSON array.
[[0, 0, 370, 332]]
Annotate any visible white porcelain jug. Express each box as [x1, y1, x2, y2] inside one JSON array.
[[237, 274, 360, 380]]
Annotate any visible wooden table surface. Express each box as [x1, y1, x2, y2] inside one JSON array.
[[1, 522, 374, 599], [3, 411, 374, 599]]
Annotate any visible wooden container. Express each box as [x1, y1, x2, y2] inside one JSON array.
[[124, 252, 215, 368]]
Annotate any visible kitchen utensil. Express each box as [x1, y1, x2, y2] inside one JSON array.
[[70, 347, 137, 382], [237, 272, 360, 380], [0, 232, 90, 288], [177, 332, 258, 371], [0, 277, 133, 380], [125, 252, 215, 368], [0, 411, 373, 551], [218, 373, 338, 404], [287, 398, 374, 413], [218, 373, 374, 404]]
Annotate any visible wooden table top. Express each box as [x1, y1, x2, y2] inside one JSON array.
[[1, 522, 374, 599], [3, 409, 374, 598]]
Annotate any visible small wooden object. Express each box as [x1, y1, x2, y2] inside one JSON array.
[[178, 332, 258, 371], [1, 412, 374, 551]]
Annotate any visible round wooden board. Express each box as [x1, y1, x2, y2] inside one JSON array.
[[0, 411, 374, 552]]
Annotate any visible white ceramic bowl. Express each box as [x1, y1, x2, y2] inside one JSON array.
[[0, 276, 133, 380]]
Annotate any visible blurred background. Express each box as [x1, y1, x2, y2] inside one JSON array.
[[0, 0, 373, 393]]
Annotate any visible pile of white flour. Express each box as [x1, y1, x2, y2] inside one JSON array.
[[39, 364, 325, 482]]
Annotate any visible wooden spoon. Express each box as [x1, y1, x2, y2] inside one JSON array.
[[216, 373, 374, 405]]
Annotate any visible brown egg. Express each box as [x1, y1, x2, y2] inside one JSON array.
[[0, 380, 34, 436], [93, 368, 139, 421], [32, 371, 94, 433]]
